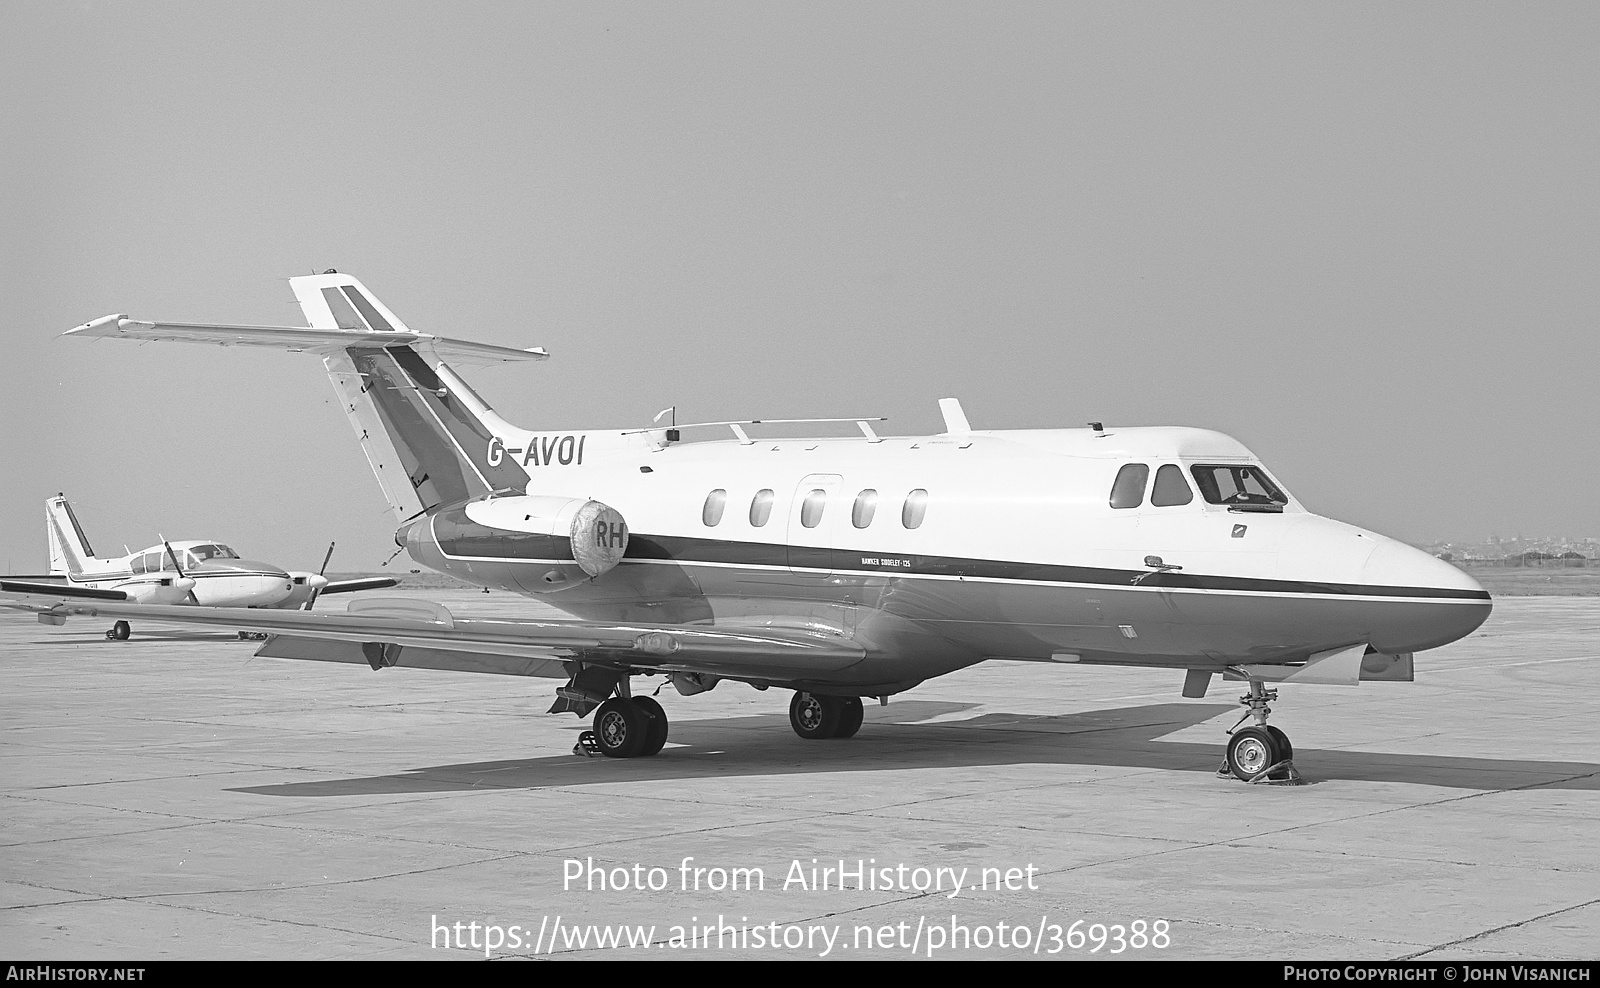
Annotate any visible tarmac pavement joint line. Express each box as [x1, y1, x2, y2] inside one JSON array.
[[1394, 895, 1600, 960]]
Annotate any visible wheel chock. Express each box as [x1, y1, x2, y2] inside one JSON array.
[[572, 730, 601, 757], [1216, 757, 1306, 785]]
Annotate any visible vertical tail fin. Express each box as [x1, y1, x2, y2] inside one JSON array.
[[63, 273, 555, 527], [46, 495, 96, 577], [288, 273, 536, 521]]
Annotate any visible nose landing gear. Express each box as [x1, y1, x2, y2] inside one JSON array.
[[1219, 681, 1303, 784]]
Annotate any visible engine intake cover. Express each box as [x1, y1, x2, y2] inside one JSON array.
[[406, 494, 631, 593], [569, 499, 629, 577]]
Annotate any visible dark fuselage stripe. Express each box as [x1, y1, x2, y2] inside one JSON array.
[[435, 526, 1488, 602], [68, 571, 284, 586]]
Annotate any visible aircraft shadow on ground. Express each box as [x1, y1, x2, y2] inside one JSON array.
[[230, 700, 1600, 798]]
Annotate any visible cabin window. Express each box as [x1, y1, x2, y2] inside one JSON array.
[[801, 489, 828, 528], [1150, 464, 1194, 506], [129, 556, 147, 575], [901, 489, 928, 529], [749, 489, 775, 527], [702, 489, 728, 527], [1109, 463, 1149, 508], [1190, 464, 1288, 511], [190, 543, 237, 560], [852, 490, 878, 529]]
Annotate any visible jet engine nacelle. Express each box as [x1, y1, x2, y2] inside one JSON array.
[[403, 494, 630, 593]]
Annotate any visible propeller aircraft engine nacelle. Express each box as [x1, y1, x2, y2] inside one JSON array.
[[398, 494, 629, 593], [125, 575, 197, 605]]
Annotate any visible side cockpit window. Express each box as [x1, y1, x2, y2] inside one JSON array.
[[1190, 464, 1288, 512], [1109, 463, 1149, 508], [1150, 464, 1194, 506]]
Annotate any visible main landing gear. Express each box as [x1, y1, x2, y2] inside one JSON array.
[[1219, 681, 1303, 784], [576, 694, 670, 759], [789, 692, 864, 740], [571, 684, 871, 758], [105, 620, 131, 641]]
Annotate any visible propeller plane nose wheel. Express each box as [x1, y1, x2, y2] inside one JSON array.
[[105, 620, 131, 641], [1219, 681, 1303, 784]]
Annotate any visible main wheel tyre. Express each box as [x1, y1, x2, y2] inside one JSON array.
[[593, 697, 648, 758], [631, 696, 669, 757], [790, 691, 842, 740], [111, 621, 131, 641], [1226, 726, 1283, 781], [833, 696, 864, 739], [1266, 726, 1294, 780]]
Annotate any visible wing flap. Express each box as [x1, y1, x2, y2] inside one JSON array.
[[256, 635, 571, 678]]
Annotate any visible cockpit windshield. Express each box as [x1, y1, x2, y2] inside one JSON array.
[[189, 544, 238, 561], [1189, 465, 1288, 512]]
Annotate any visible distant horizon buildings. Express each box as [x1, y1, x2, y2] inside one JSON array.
[[1418, 534, 1597, 562]]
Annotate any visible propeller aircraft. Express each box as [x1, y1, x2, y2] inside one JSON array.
[[2, 495, 397, 640]]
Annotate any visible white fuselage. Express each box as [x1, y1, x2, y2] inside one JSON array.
[[59, 541, 295, 608], [402, 423, 1488, 690]]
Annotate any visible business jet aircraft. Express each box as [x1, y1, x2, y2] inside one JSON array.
[[16, 272, 1490, 781], [0, 494, 397, 639]]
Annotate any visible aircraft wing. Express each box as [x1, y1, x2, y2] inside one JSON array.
[[318, 577, 401, 595], [18, 596, 867, 682], [63, 315, 547, 363], [0, 579, 128, 603]]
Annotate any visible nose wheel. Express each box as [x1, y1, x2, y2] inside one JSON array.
[[1218, 682, 1303, 784], [105, 620, 131, 641]]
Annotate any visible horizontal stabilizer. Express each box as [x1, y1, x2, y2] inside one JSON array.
[[64, 316, 547, 364]]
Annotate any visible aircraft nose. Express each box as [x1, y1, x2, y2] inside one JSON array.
[[1360, 538, 1492, 652], [200, 559, 295, 606], [1361, 539, 1484, 594]]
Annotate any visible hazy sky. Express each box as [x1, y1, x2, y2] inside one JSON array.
[[3, 2, 1596, 571]]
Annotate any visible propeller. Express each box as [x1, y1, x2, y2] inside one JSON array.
[[301, 541, 336, 610], [163, 540, 199, 603], [297, 541, 401, 607]]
